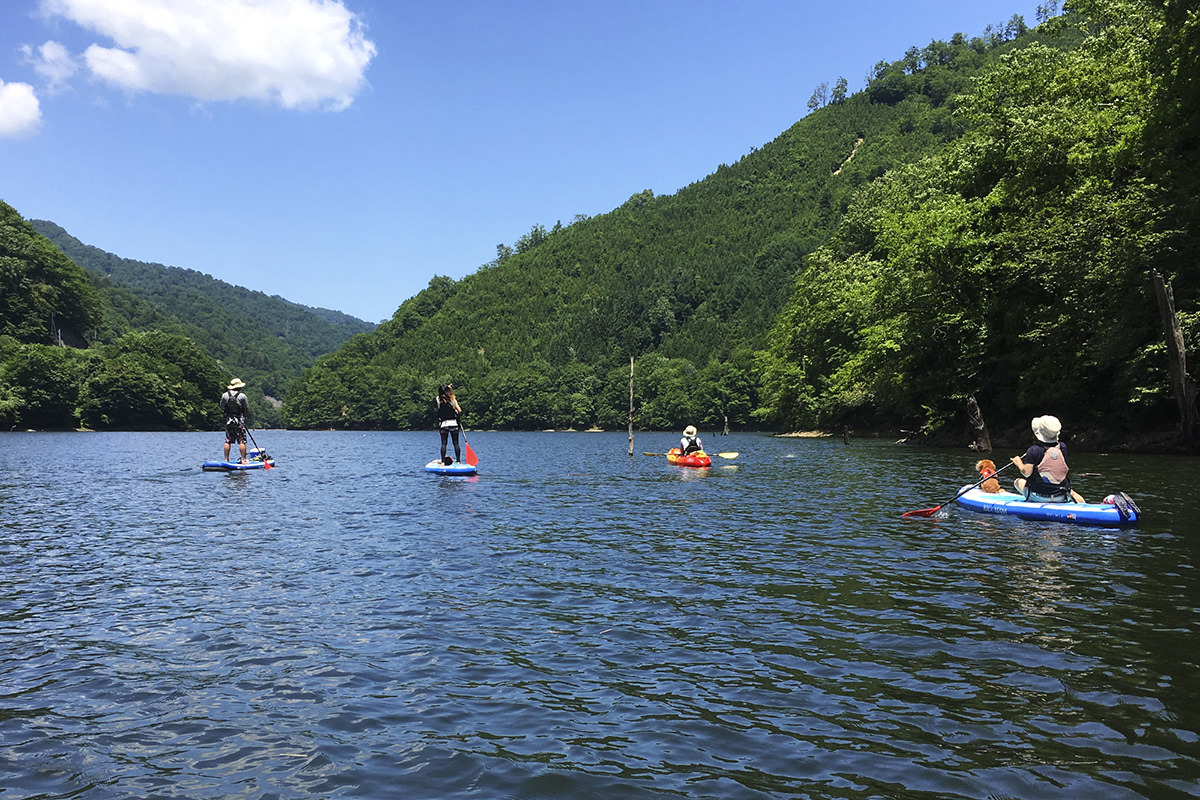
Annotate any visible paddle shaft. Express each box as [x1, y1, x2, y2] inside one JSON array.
[[903, 461, 1013, 517], [240, 422, 273, 467], [242, 423, 261, 452]]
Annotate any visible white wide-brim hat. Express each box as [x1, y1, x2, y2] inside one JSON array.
[[227, 378, 246, 390], [1032, 414, 1061, 444]]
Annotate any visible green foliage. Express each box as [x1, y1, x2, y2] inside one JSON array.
[[1, 202, 102, 346], [30, 219, 374, 424], [758, 0, 1196, 437], [0, 207, 244, 431]]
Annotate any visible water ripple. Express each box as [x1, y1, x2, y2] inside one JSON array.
[[1, 431, 1198, 798]]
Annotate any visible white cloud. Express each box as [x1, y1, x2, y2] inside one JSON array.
[[40, 0, 377, 111], [20, 41, 79, 92], [0, 80, 43, 138]]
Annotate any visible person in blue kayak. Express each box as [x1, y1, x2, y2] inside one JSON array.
[[680, 425, 704, 455], [220, 378, 250, 464], [1010, 414, 1085, 503], [436, 383, 463, 465]]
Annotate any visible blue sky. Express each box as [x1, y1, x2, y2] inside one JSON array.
[[1, 0, 1040, 324]]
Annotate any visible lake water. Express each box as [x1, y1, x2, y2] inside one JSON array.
[[2, 430, 1199, 799]]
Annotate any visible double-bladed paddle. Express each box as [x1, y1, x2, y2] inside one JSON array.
[[901, 461, 1013, 518]]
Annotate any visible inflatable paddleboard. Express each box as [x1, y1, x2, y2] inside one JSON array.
[[954, 486, 1139, 527], [202, 458, 274, 471], [203, 449, 274, 471], [425, 459, 478, 476]]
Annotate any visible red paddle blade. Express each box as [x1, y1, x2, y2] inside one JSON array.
[[263, 461, 273, 469], [464, 441, 479, 467], [901, 505, 941, 518]]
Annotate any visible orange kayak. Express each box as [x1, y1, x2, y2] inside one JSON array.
[[667, 448, 712, 468]]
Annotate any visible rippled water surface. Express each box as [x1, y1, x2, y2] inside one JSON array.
[[2, 430, 1199, 799]]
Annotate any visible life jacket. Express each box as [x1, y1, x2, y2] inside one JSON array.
[[681, 435, 701, 454], [437, 398, 459, 426], [221, 391, 246, 418], [1032, 444, 1070, 496]]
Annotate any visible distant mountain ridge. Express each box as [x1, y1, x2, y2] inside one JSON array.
[[30, 219, 374, 421]]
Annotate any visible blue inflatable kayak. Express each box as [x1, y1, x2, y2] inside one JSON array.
[[425, 459, 477, 476], [203, 449, 274, 471], [954, 486, 1139, 526]]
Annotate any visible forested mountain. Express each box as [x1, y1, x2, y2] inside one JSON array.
[[757, 0, 1199, 449], [31, 221, 375, 416], [8, 0, 1194, 449], [282, 7, 1062, 435], [1, 204, 373, 430], [2, 202, 226, 430]]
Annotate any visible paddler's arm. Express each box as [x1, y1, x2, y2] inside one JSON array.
[[1009, 455, 1033, 477]]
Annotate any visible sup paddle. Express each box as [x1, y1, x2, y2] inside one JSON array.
[[462, 431, 479, 467], [902, 461, 1013, 518]]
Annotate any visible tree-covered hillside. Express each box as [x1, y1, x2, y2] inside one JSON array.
[[2, 202, 375, 430], [757, 0, 1199, 449], [1, 202, 227, 430], [282, 10, 1058, 434], [30, 220, 375, 425]]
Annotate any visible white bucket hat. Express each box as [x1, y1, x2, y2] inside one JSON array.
[[683, 425, 698, 437], [1032, 414, 1061, 444]]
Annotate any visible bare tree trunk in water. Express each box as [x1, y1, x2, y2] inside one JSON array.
[[967, 395, 991, 452], [628, 357, 635, 456], [1152, 270, 1198, 447]]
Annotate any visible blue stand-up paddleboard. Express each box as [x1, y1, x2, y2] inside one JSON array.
[[424, 459, 477, 476], [955, 487, 1139, 527], [203, 449, 275, 472]]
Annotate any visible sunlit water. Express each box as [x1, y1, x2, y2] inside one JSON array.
[[2, 430, 1198, 799]]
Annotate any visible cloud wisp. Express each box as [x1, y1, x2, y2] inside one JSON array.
[[39, 0, 377, 110]]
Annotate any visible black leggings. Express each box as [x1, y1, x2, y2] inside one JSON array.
[[439, 427, 461, 460]]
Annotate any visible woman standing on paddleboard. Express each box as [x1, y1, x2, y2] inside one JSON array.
[[436, 384, 463, 464]]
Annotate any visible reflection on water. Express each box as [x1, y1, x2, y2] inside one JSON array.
[[0, 430, 1198, 799]]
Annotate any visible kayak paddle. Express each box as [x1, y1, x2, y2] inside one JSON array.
[[902, 461, 1013, 518], [716, 452, 739, 459]]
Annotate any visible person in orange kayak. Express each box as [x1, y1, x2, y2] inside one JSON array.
[[680, 425, 704, 455], [1010, 415, 1086, 503]]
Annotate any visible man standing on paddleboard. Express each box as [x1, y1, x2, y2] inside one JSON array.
[[221, 378, 250, 464]]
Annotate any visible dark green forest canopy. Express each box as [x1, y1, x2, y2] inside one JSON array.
[[29, 220, 375, 426], [1, 203, 372, 430], [284, 7, 1112, 437], [757, 0, 1199, 448]]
